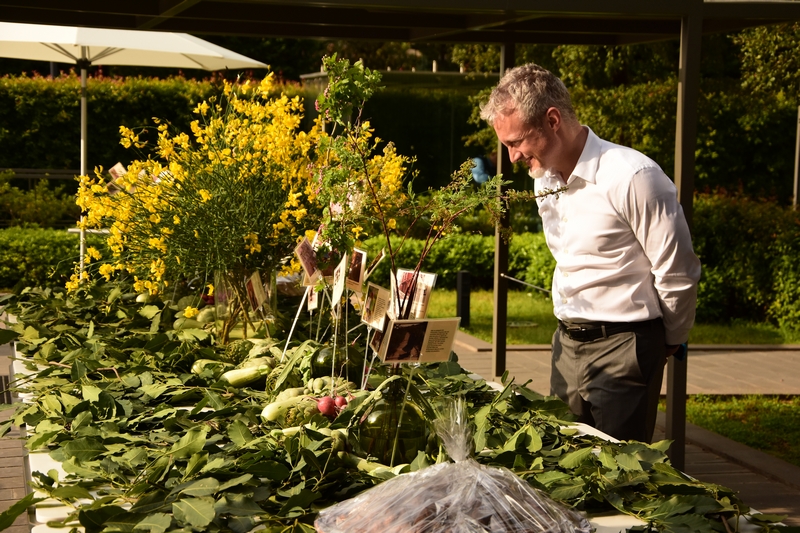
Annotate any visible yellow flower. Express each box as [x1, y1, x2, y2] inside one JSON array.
[[207, 283, 214, 296], [387, 218, 397, 229], [99, 263, 115, 281], [86, 247, 102, 261], [174, 215, 181, 225], [199, 189, 212, 202], [184, 306, 199, 318]]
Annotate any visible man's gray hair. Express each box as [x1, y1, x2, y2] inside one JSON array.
[[480, 64, 577, 126]]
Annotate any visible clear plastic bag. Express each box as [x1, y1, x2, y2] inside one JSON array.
[[315, 399, 592, 533]]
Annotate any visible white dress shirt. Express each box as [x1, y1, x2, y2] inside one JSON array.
[[534, 128, 701, 345]]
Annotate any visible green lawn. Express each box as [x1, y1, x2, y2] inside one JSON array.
[[660, 395, 800, 468], [427, 289, 800, 345]]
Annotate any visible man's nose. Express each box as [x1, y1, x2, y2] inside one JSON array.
[[508, 147, 522, 163]]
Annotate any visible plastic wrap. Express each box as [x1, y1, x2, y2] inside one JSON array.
[[315, 399, 592, 533]]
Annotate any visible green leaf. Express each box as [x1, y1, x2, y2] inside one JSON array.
[[140, 384, 170, 399], [82, 384, 103, 402], [0, 493, 45, 530], [550, 480, 586, 500], [599, 449, 617, 470], [79, 505, 127, 533], [184, 451, 208, 477], [525, 425, 543, 453], [63, 437, 108, 462], [0, 329, 20, 344], [228, 420, 253, 447], [172, 497, 216, 528], [749, 513, 789, 524], [168, 427, 207, 459], [278, 489, 321, 517], [217, 473, 252, 492], [649, 496, 696, 520], [616, 453, 643, 471], [52, 485, 93, 500], [214, 493, 265, 516], [139, 305, 161, 319], [558, 446, 594, 469], [129, 490, 172, 514], [178, 328, 210, 342], [203, 390, 227, 410], [134, 512, 172, 533], [473, 404, 490, 452], [180, 477, 220, 497]]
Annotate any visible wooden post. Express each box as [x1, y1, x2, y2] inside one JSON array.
[[492, 42, 515, 381], [667, 5, 702, 471], [793, 105, 799, 210], [456, 270, 471, 328]]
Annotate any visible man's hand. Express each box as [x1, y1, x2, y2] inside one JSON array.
[[666, 344, 681, 357]]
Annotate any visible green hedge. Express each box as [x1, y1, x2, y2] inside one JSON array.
[[359, 232, 554, 291], [0, 228, 106, 291], [572, 78, 798, 201], [0, 74, 481, 193]]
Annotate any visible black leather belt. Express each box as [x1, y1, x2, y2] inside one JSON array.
[[558, 318, 660, 343]]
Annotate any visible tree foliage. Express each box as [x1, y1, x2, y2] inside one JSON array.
[[734, 22, 800, 99]]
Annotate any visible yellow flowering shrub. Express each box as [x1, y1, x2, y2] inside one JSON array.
[[74, 73, 323, 295]]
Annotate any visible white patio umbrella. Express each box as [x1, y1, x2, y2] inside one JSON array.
[[0, 21, 267, 268]]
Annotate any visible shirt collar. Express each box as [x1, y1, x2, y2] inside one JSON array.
[[568, 126, 601, 185]]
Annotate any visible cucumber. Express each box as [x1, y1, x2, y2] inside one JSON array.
[[220, 365, 271, 387], [191, 359, 233, 377], [195, 306, 216, 324]]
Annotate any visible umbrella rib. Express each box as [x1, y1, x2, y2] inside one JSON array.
[[90, 47, 124, 63], [182, 53, 214, 70], [43, 43, 80, 63]]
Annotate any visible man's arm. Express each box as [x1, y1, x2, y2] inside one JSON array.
[[623, 167, 702, 345]]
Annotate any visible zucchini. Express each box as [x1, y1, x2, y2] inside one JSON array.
[[195, 306, 216, 324], [220, 364, 272, 387]]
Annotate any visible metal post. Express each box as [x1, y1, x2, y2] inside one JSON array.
[[793, 105, 799, 210], [492, 42, 514, 381], [456, 271, 471, 328], [667, 6, 702, 471], [79, 48, 89, 273]]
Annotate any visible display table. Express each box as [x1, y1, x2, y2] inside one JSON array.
[[9, 351, 766, 533]]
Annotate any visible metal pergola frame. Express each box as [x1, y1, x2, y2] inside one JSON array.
[[4, 0, 800, 468]]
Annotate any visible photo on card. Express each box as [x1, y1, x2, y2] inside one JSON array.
[[331, 253, 348, 308], [361, 283, 390, 330], [307, 286, 319, 311], [391, 269, 437, 319], [369, 316, 389, 355], [364, 247, 385, 281], [295, 237, 319, 283], [380, 317, 460, 364], [381, 319, 428, 363], [346, 248, 367, 293]]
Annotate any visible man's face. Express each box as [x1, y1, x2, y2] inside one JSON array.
[[493, 110, 555, 175]]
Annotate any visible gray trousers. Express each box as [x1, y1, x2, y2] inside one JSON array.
[[550, 318, 666, 442]]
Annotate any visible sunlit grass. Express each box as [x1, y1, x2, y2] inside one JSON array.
[[427, 289, 557, 345], [428, 289, 797, 345], [659, 395, 800, 468]]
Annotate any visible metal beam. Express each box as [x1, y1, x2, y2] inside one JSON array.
[[136, 0, 203, 30], [666, 4, 702, 471], [492, 42, 514, 382]]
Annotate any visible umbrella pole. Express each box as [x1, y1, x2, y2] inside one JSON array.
[[79, 53, 88, 273]]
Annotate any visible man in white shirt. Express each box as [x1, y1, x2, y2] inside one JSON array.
[[481, 64, 701, 442]]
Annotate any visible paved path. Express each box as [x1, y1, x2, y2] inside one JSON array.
[[3, 337, 800, 527], [453, 332, 800, 526]]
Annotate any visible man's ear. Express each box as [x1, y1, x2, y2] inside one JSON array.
[[545, 107, 562, 132]]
